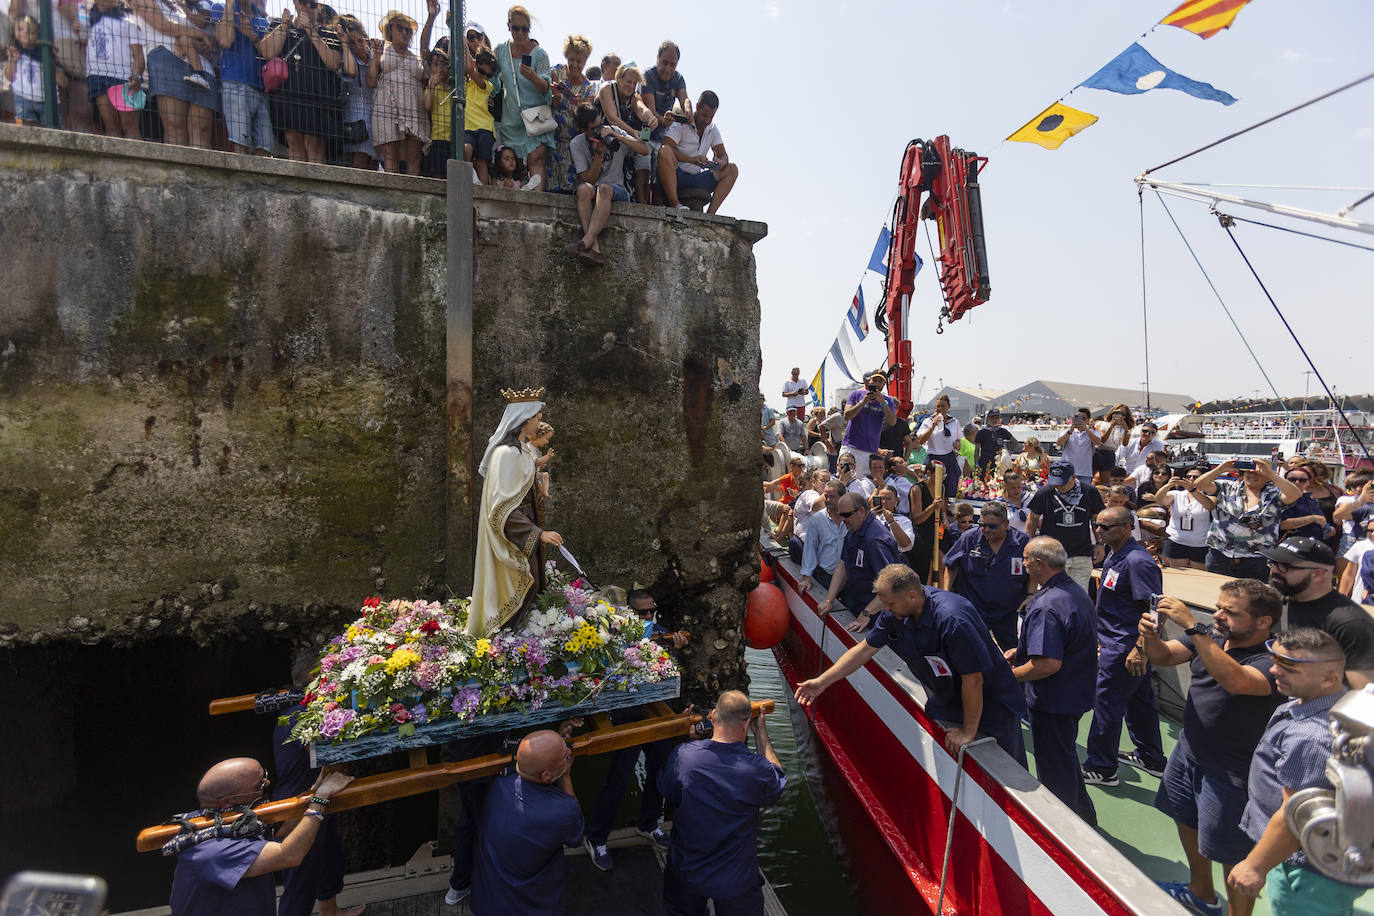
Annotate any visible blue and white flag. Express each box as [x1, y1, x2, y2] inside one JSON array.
[[867, 227, 892, 275], [1081, 42, 1237, 105], [828, 325, 863, 384], [847, 285, 869, 341]]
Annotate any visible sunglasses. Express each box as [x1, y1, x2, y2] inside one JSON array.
[[1093, 522, 1128, 530], [1268, 561, 1323, 572], [1286, 476, 1310, 483], [508, 23, 529, 32], [466, 30, 481, 40], [837, 509, 860, 518], [1265, 639, 1342, 669]]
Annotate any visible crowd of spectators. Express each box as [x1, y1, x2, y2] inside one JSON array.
[[767, 367, 1374, 914], [1, 2, 740, 221]]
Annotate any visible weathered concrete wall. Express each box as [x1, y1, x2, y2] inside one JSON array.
[[0, 125, 766, 697]]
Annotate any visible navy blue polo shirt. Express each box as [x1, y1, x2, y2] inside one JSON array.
[[1028, 482, 1104, 557], [866, 587, 1026, 723], [841, 513, 900, 613], [472, 770, 584, 916], [942, 527, 1029, 626], [1175, 632, 1280, 784], [1281, 494, 1325, 541], [170, 838, 275, 916], [1096, 539, 1162, 650], [1015, 571, 1098, 715], [657, 739, 787, 899]]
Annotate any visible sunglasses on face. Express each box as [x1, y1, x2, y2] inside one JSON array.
[[1265, 639, 1342, 669], [508, 23, 529, 32], [1286, 476, 1310, 483], [979, 521, 1003, 529], [837, 509, 860, 518], [1093, 522, 1128, 530]]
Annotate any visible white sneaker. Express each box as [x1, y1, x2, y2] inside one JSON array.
[[183, 71, 211, 90], [522, 174, 542, 191], [673, 203, 690, 210], [471, 169, 481, 185], [444, 886, 471, 905]]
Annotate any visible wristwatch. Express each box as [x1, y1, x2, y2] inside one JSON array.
[[1184, 621, 1211, 637]]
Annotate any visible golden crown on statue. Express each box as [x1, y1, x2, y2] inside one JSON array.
[[501, 387, 546, 403]]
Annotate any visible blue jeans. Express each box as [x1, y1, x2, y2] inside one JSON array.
[[1204, 548, 1270, 581]]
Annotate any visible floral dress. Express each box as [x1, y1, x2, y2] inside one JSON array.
[[547, 65, 598, 193], [372, 44, 429, 148]]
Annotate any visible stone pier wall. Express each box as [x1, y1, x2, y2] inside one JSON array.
[[0, 124, 766, 696]]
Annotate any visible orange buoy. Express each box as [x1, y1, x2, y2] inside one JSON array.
[[758, 555, 774, 583], [745, 582, 789, 649]]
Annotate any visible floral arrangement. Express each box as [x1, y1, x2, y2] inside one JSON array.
[[957, 460, 1049, 501], [288, 575, 678, 745]]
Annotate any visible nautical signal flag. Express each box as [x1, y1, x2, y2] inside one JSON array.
[[867, 227, 892, 275], [1160, 0, 1252, 39], [1007, 102, 1099, 150], [848, 285, 869, 341], [1082, 43, 1236, 105]]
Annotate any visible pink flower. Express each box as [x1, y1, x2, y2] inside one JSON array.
[[368, 655, 385, 665], [390, 702, 411, 723]]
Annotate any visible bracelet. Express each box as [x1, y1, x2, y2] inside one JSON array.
[[303, 809, 325, 821], [308, 795, 332, 807]]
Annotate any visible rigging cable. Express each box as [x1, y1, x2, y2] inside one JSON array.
[[1215, 217, 1374, 468], [1142, 69, 1374, 176], [1207, 211, 1374, 255], [1339, 189, 1374, 219], [1138, 188, 1152, 410], [1153, 191, 1292, 416]]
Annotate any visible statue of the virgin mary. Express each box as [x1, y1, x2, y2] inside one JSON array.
[[468, 387, 564, 636]]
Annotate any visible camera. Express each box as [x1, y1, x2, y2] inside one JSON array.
[[690, 704, 713, 739], [596, 126, 620, 152], [866, 382, 881, 393], [1234, 459, 1256, 470]]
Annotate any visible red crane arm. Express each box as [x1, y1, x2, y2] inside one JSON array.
[[879, 136, 991, 415]]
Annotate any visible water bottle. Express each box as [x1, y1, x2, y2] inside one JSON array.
[[77, 2, 90, 39]]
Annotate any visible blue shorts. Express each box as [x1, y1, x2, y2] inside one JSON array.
[[677, 166, 719, 191], [463, 128, 494, 161], [13, 94, 46, 123], [221, 80, 273, 151], [1154, 750, 1253, 864], [583, 182, 629, 202], [87, 74, 124, 103]]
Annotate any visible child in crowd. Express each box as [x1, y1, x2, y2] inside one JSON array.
[[6, 15, 68, 125], [462, 45, 497, 182], [421, 48, 452, 177], [86, 0, 146, 138], [489, 145, 524, 188]]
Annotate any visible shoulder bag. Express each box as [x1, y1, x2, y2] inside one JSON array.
[[505, 43, 554, 137], [263, 31, 303, 92]]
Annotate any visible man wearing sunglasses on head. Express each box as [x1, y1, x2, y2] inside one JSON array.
[[1137, 581, 1283, 916], [1227, 629, 1357, 914], [1259, 537, 1374, 688]]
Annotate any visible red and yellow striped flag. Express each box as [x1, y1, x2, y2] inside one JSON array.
[[1159, 0, 1252, 38]]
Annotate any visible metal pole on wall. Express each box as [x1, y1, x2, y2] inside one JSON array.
[[449, 0, 465, 161], [37, 0, 60, 128], [445, 0, 476, 596]]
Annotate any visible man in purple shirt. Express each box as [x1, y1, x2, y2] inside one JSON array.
[[840, 370, 898, 472], [169, 758, 353, 916], [472, 730, 584, 916], [657, 690, 786, 916]]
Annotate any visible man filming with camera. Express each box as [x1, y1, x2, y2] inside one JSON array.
[[657, 690, 786, 916], [567, 102, 651, 265]]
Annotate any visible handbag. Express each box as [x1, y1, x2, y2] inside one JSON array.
[[505, 43, 554, 136], [342, 119, 368, 143], [262, 33, 303, 92]]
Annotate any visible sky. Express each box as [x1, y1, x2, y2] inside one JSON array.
[[427, 0, 1372, 404]]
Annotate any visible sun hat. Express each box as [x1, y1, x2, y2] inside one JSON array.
[[378, 9, 416, 36]]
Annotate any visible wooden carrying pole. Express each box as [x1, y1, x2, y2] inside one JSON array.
[[929, 462, 945, 584], [137, 699, 774, 852]]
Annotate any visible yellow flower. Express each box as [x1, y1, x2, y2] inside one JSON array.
[[384, 648, 422, 674], [475, 638, 492, 657], [345, 625, 361, 641]]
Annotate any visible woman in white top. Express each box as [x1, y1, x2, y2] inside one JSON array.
[[1152, 468, 1215, 569], [1093, 403, 1133, 477], [914, 394, 961, 500], [1015, 436, 1047, 479]]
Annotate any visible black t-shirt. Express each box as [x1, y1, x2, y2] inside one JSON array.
[[1176, 634, 1281, 784], [1028, 483, 1105, 557], [879, 417, 911, 455], [1288, 590, 1374, 671], [974, 426, 1016, 469]]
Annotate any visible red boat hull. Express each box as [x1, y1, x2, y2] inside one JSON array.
[[766, 549, 1175, 916]]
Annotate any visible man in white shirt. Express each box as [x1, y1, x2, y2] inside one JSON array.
[[1056, 408, 1100, 485], [781, 368, 808, 412], [657, 90, 739, 214], [1116, 421, 1164, 477]]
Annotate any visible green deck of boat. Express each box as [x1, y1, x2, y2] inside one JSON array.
[[1020, 714, 1372, 915]]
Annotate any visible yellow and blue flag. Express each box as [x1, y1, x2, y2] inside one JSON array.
[[809, 364, 824, 408], [1161, 0, 1251, 39], [1082, 43, 1236, 105], [1007, 102, 1098, 150]]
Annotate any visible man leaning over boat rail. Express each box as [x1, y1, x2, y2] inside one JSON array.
[[1138, 581, 1283, 916], [796, 564, 1028, 764], [814, 492, 900, 626]]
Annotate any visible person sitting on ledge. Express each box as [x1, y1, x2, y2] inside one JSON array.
[[658, 90, 738, 214], [565, 101, 650, 265]]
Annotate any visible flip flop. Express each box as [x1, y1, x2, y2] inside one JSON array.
[[564, 241, 585, 259], [576, 248, 603, 267]]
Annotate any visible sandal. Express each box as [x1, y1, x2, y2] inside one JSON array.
[[576, 248, 604, 267]]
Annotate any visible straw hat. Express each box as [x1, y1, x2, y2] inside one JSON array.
[[378, 9, 416, 37]]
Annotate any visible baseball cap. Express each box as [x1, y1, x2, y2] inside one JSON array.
[[1047, 460, 1076, 486], [986, 408, 1001, 417], [1258, 537, 1336, 567]]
